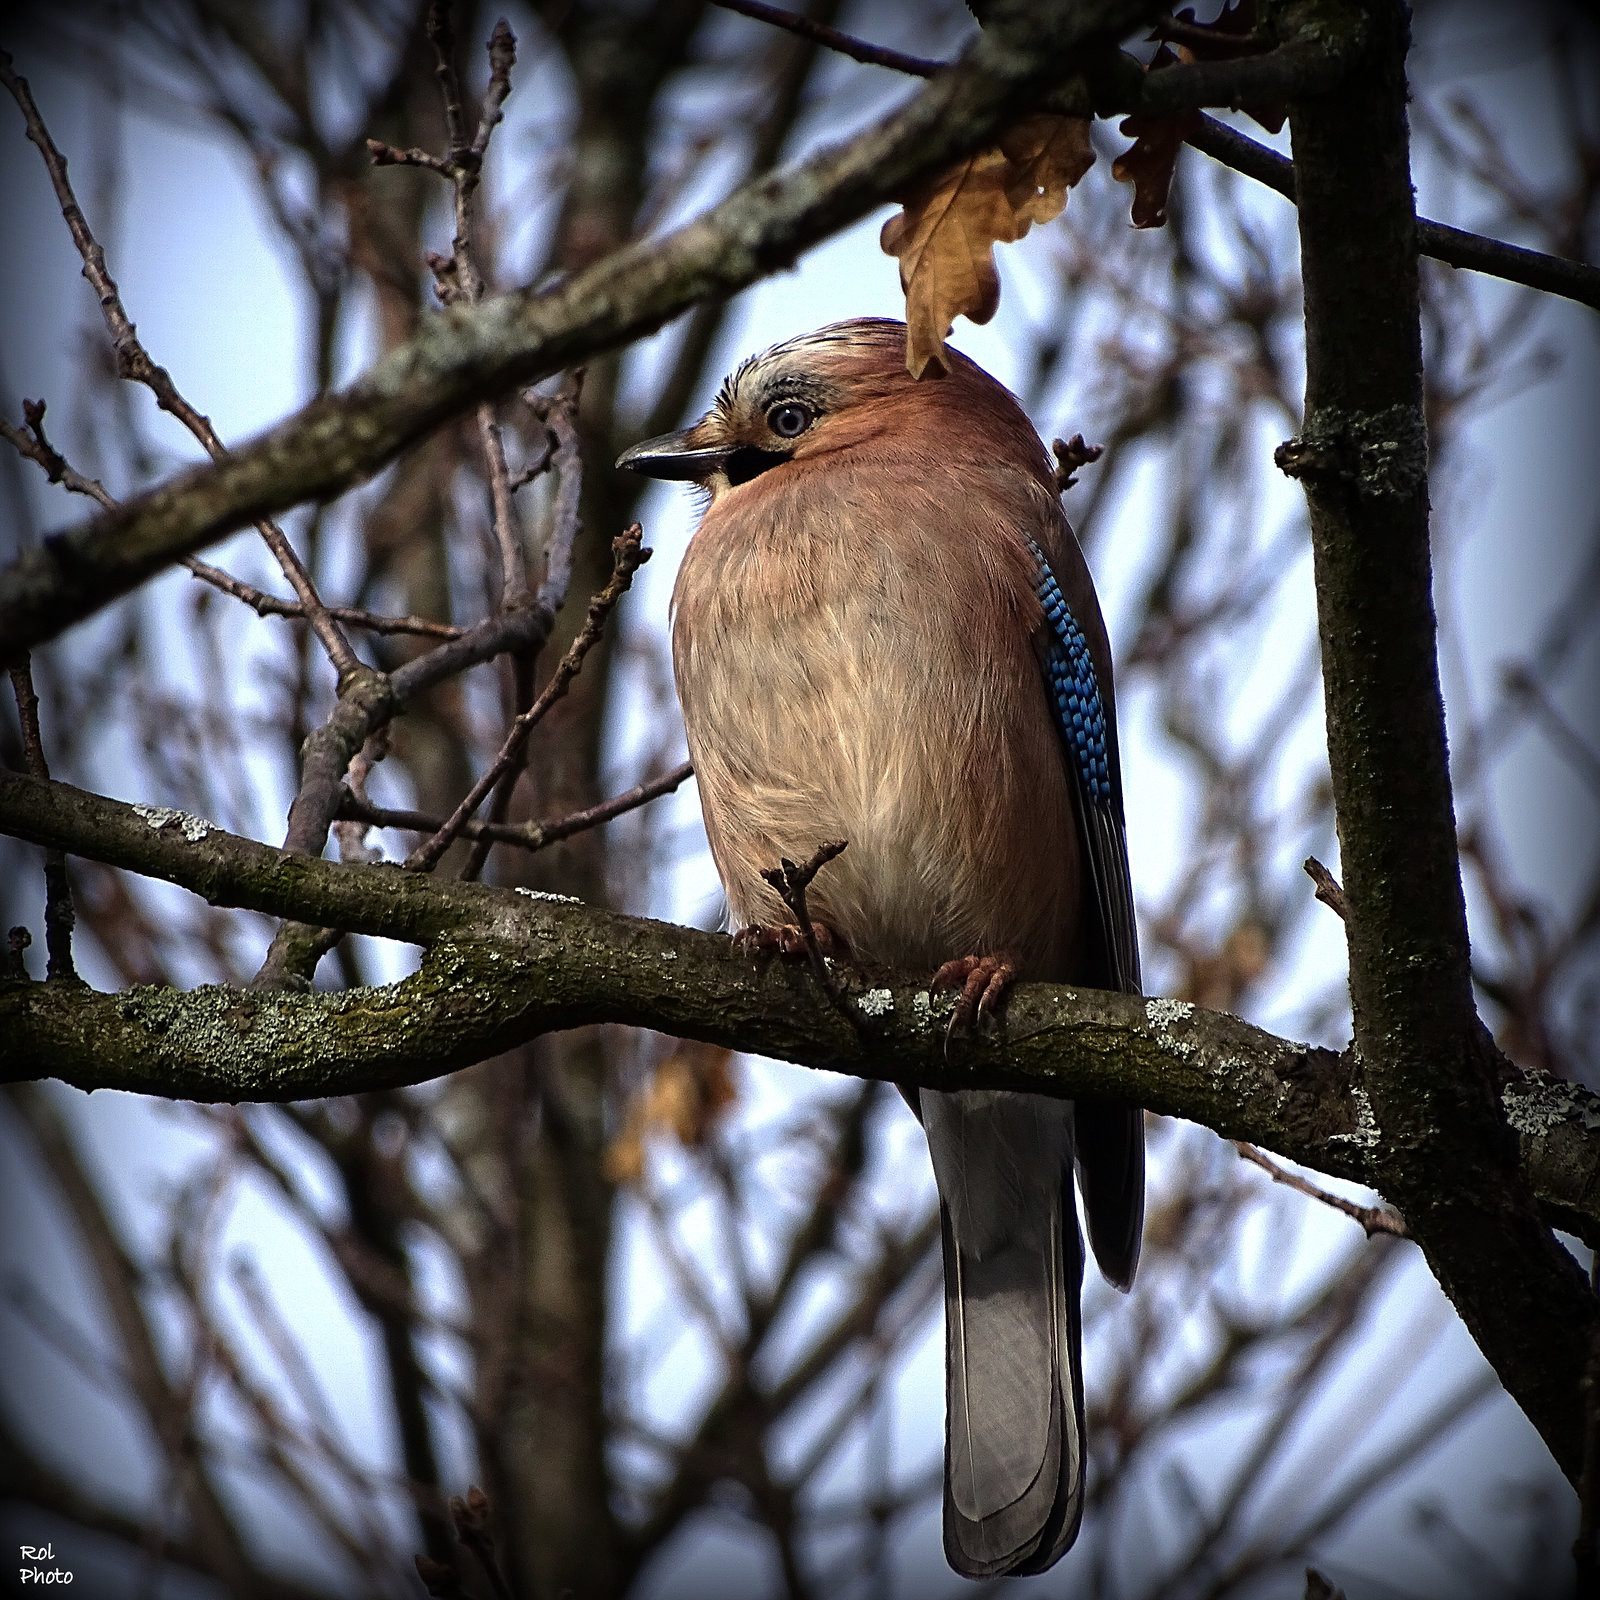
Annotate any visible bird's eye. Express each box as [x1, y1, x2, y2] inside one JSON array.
[[766, 401, 813, 439]]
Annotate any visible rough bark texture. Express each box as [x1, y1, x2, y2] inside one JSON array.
[[1280, 0, 1596, 1480], [4, 770, 1598, 1260]]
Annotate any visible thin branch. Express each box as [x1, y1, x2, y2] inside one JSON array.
[[1233, 1142, 1407, 1238], [532, 377, 585, 601], [425, 0, 472, 167], [1152, 15, 1272, 55], [1187, 113, 1600, 313], [338, 759, 693, 852], [366, 138, 449, 173], [0, 397, 455, 653], [253, 487, 584, 986], [182, 558, 464, 638], [404, 524, 649, 872], [415, 12, 525, 605], [471, 20, 516, 161], [7, 658, 77, 980], [1, 399, 116, 507], [455, 645, 536, 886], [708, 0, 943, 77], [758, 839, 851, 1007], [458, 378, 584, 883], [1303, 855, 1350, 922], [0, 407, 456, 642], [477, 403, 525, 608], [0, 46, 361, 678]]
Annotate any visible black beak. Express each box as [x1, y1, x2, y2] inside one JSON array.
[[615, 430, 729, 481]]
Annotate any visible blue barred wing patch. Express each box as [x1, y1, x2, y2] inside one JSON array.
[[1025, 535, 1110, 807]]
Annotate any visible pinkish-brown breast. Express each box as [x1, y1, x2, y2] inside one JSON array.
[[671, 442, 1083, 980]]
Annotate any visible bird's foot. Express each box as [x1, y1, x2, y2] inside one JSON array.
[[930, 953, 1017, 1032], [734, 921, 848, 961]]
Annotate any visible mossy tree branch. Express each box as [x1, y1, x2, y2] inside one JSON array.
[[2, 769, 1597, 1257]]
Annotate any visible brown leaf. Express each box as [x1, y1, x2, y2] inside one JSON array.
[[881, 114, 1093, 379], [1112, 44, 1199, 230], [1113, 106, 1201, 229], [602, 1041, 737, 1185], [1000, 113, 1096, 227]]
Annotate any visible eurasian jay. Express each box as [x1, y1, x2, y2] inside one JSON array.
[[618, 317, 1143, 1577]]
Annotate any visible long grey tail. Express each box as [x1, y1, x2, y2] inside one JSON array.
[[921, 1087, 1085, 1578]]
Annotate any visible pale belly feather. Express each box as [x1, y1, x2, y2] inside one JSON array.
[[673, 518, 1081, 979]]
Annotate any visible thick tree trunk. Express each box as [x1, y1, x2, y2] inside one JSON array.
[[1281, 0, 1596, 1478]]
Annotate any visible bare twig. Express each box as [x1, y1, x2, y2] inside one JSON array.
[[340, 759, 693, 852], [426, 1, 471, 166], [1152, 15, 1272, 55], [331, 731, 390, 866], [7, 658, 76, 980], [708, 0, 942, 78], [1, 399, 116, 507], [528, 375, 585, 600], [1186, 114, 1600, 314], [1234, 1142, 1407, 1239], [758, 839, 851, 1004], [457, 374, 583, 881], [182, 559, 464, 639], [414, 13, 525, 606], [0, 407, 451, 643], [506, 434, 555, 492], [0, 47, 361, 678], [449, 1486, 513, 1600], [471, 20, 516, 161], [1051, 432, 1104, 492], [477, 404, 525, 608], [404, 525, 650, 872], [366, 139, 449, 173], [1303, 856, 1350, 922]]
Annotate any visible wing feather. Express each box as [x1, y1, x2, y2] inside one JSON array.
[[1025, 531, 1145, 1288]]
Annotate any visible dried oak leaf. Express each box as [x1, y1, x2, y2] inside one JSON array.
[[1113, 44, 1199, 230], [881, 113, 1093, 379], [1113, 105, 1201, 229], [602, 1041, 737, 1185]]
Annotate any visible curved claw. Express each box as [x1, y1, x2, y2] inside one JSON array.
[[734, 922, 847, 960], [930, 953, 1017, 1034]]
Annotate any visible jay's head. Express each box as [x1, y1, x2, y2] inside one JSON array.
[[616, 317, 1052, 499]]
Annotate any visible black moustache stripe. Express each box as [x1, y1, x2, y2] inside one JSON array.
[[724, 446, 792, 486]]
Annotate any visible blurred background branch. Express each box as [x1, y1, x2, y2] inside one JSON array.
[[1, 1, 1596, 1596]]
